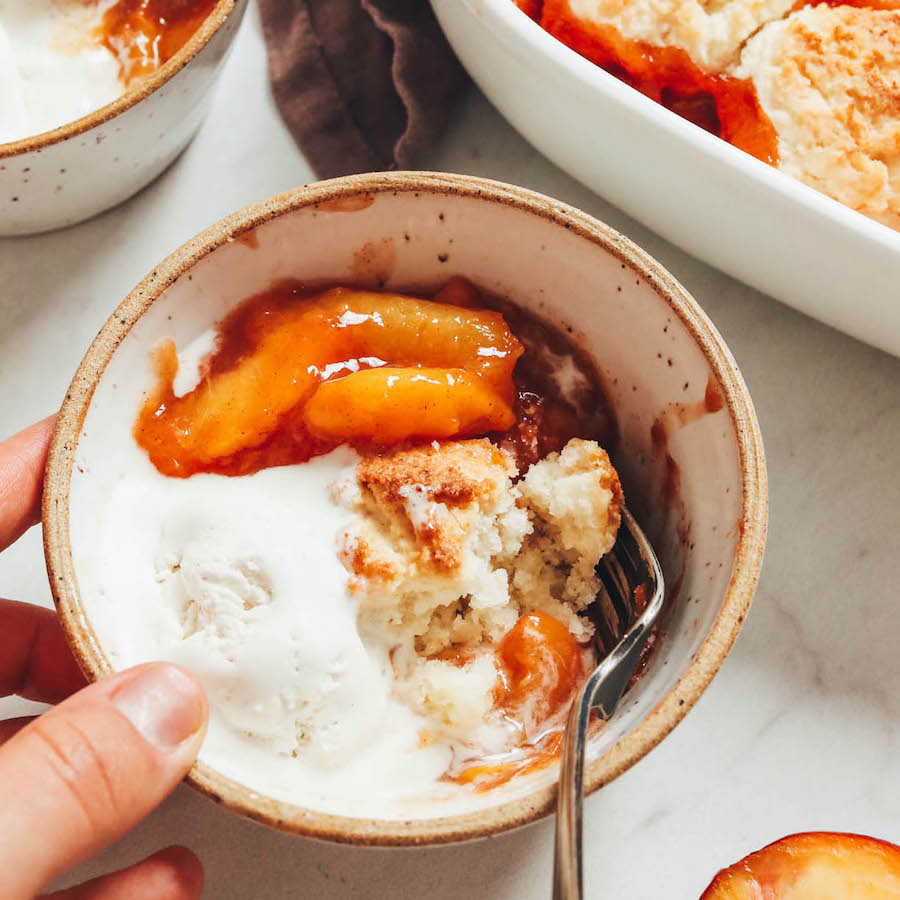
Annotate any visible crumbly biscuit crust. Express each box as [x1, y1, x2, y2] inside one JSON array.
[[334, 438, 622, 739], [735, 6, 900, 229]]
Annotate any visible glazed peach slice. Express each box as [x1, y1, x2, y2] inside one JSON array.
[[135, 288, 522, 476], [304, 367, 517, 445], [497, 611, 584, 714], [701, 832, 900, 899]]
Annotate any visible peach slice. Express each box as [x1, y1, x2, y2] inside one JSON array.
[[304, 367, 516, 445], [135, 287, 523, 476], [432, 275, 482, 308], [701, 832, 900, 899], [497, 612, 584, 715]]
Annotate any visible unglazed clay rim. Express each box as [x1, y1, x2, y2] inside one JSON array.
[[43, 171, 768, 846], [0, 0, 237, 160]]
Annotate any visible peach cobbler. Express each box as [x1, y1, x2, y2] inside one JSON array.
[[83, 277, 626, 816], [520, 0, 900, 230]]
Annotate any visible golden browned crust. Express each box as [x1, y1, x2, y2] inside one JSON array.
[[358, 439, 516, 506], [579, 442, 623, 518], [347, 440, 518, 582], [414, 516, 466, 572], [340, 526, 403, 586], [736, 5, 900, 228]]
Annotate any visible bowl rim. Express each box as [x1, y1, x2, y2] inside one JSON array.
[[0, 0, 238, 161], [42, 171, 768, 846], [450, 0, 900, 252]]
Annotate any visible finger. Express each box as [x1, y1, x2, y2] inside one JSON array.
[[44, 846, 203, 900], [0, 716, 35, 745], [0, 416, 55, 549], [0, 663, 208, 900], [0, 599, 87, 702]]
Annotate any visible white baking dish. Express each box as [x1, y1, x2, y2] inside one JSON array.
[[431, 0, 900, 357]]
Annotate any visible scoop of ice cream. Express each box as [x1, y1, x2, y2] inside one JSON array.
[[92, 447, 392, 767], [158, 532, 274, 640]]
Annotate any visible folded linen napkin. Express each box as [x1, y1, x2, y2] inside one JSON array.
[[257, 0, 467, 178]]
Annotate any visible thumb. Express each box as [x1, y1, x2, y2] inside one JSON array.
[[0, 663, 207, 900]]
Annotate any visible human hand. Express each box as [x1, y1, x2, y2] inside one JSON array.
[[0, 418, 209, 899]]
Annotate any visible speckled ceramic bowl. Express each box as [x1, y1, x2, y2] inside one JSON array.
[[0, 0, 246, 237], [43, 172, 767, 845]]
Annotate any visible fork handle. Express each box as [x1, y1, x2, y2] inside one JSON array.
[[552, 632, 649, 900], [553, 677, 594, 900]]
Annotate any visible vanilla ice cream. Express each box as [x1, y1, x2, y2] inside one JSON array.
[[0, 0, 123, 144], [76, 445, 462, 814]]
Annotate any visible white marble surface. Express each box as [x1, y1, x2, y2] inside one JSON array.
[[1, 4, 898, 897]]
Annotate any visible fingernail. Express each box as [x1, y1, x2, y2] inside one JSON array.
[[111, 665, 207, 754]]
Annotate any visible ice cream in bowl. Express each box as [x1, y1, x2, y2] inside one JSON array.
[[42, 172, 767, 844], [0, 0, 246, 235]]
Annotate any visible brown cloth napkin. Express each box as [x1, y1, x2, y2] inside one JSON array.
[[257, 0, 467, 179]]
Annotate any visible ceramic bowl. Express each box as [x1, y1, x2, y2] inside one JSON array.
[[0, 0, 247, 237], [430, 0, 900, 358], [43, 171, 767, 845]]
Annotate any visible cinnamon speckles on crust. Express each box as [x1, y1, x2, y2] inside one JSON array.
[[358, 439, 515, 508], [349, 439, 515, 579], [735, 5, 900, 229], [540, 1, 900, 229], [339, 525, 403, 586], [334, 437, 624, 658]]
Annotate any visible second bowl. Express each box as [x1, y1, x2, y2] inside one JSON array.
[[0, 0, 247, 236]]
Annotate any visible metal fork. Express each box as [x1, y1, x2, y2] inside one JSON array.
[[553, 508, 665, 900]]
